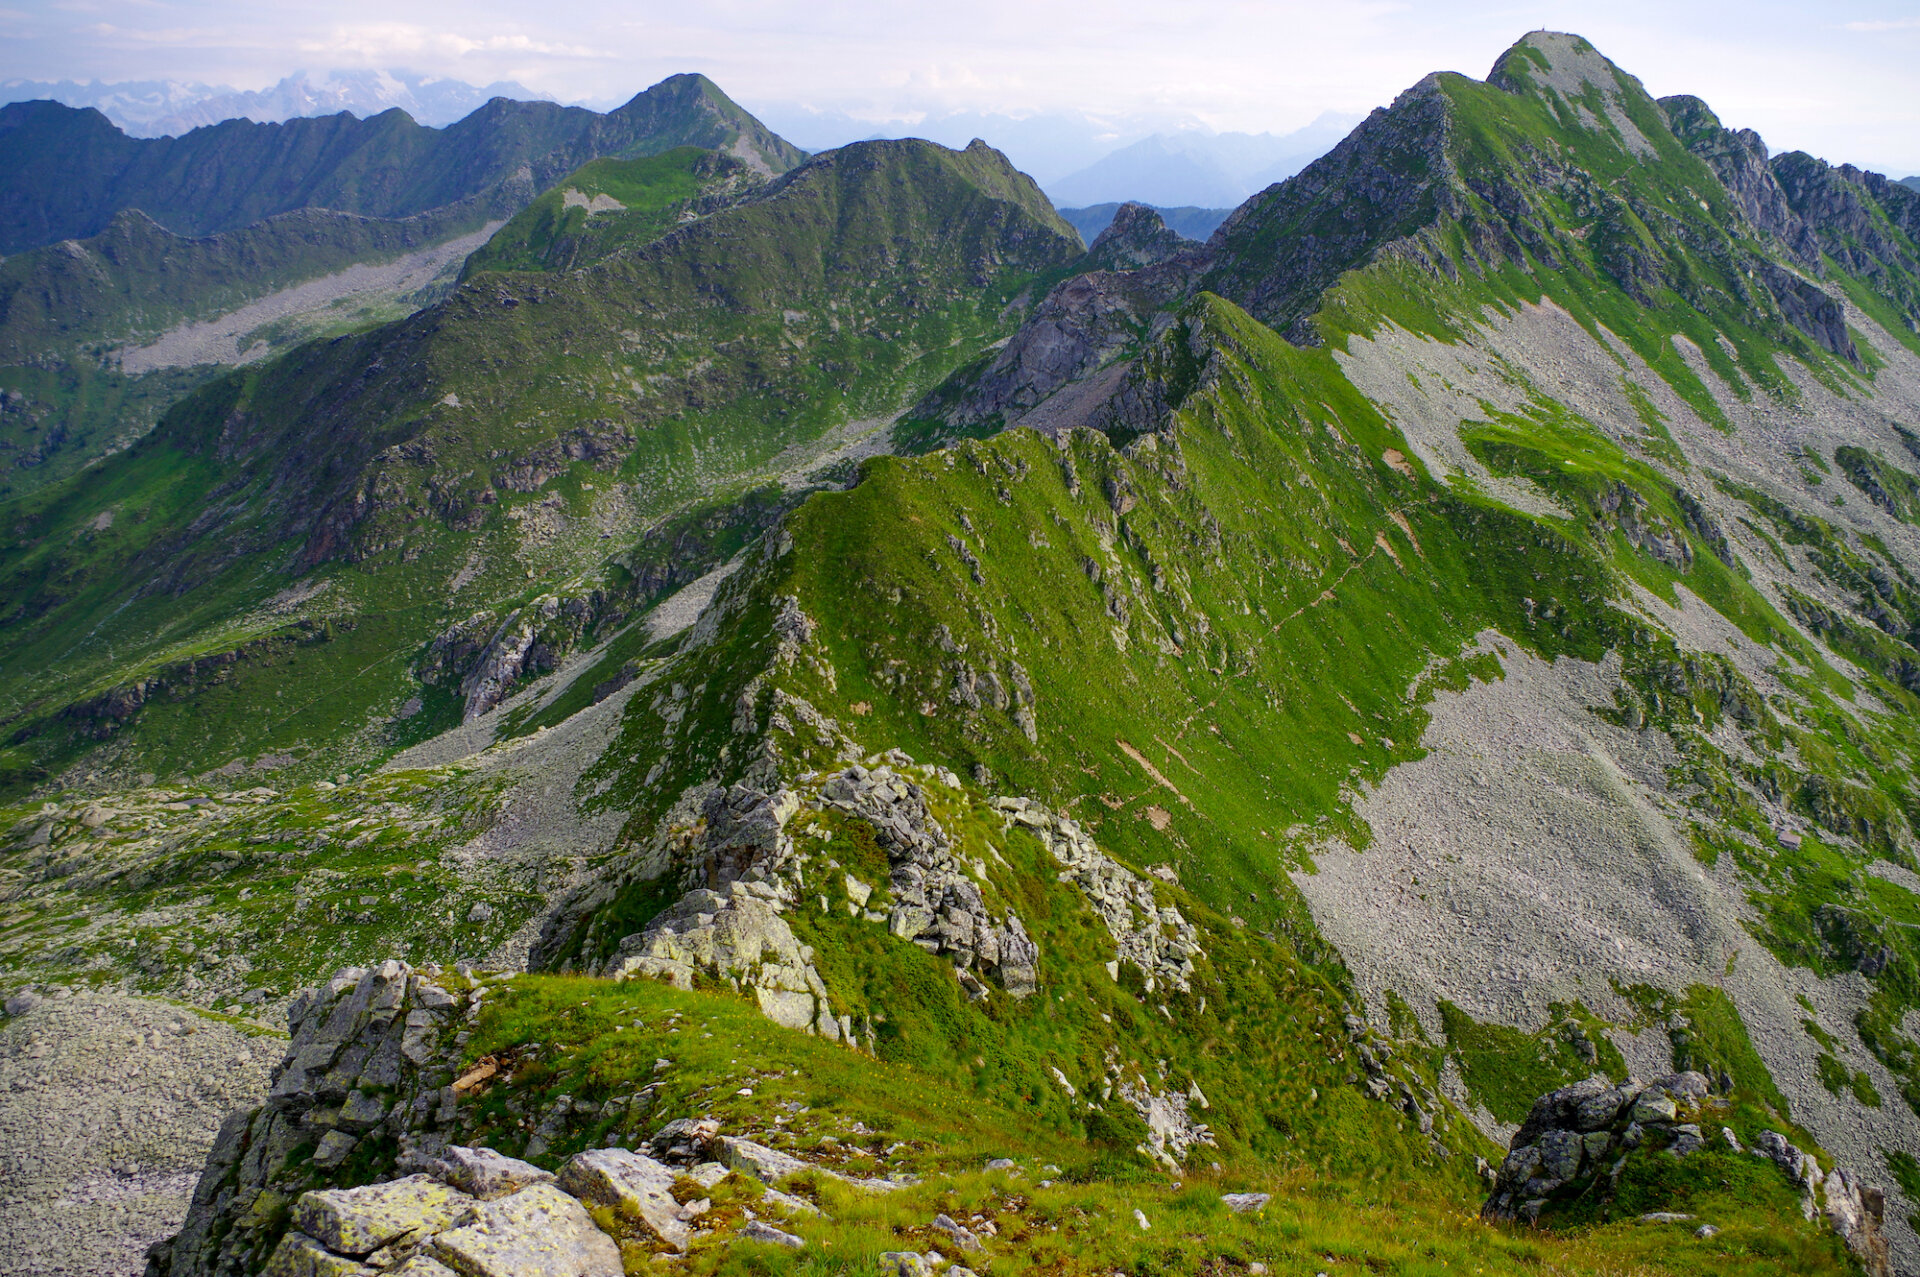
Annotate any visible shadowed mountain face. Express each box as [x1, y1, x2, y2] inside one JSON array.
[[0, 75, 808, 500], [0, 73, 803, 254], [4, 31, 1920, 1277]]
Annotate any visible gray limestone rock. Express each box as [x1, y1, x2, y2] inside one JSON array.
[[739, 1219, 806, 1249], [427, 1182, 622, 1277], [556, 1147, 690, 1250], [434, 1145, 555, 1201], [150, 964, 474, 1277]]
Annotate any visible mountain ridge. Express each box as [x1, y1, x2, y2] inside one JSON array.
[[0, 73, 803, 255]]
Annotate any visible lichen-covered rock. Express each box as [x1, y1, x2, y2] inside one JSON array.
[[149, 963, 478, 1277], [291, 1175, 473, 1256], [427, 1182, 623, 1277], [714, 1135, 812, 1183], [260, 1232, 373, 1277], [556, 1147, 690, 1250], [430, 1145, 556, 1201]]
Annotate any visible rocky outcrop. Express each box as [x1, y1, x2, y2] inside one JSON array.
[[1597, 481, 1693, 571], [1759, 262, 1859, 361], [150, 962, 790, 1276], [1203, 73, 1456, 343], [819, 765, 1039, 997], [149, 962, 482, 1277], [605, 764, 1042, 1033], [1658, 95, 1820, 266], [915, 265, 1192, 435], [990, 796, 1202, 992], [1483, 1073, 1721, 1222], [1087, 203, 1192, 272], [605, 879, 847, 1040], [600, 781, 847, 1040], [1482, 1073, 1891, 1276]]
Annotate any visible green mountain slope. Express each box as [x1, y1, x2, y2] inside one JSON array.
[[463, 147, 766, 275], [0, 77, 807, 500], [0, 205, 496, 365], [0, 74, 803, 254], [2, 30, 1917, 1277], [0, 137, 1080, 793]]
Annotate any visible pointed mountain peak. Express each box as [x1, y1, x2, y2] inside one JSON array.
[[1487, 31, 1660, 157], [1087, 201, 1188, 268], [611, 73, 805, 177]]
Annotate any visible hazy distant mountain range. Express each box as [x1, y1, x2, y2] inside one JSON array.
[[1044, 114, 1361, 207], [0, 70, 551, 137], [754, 102, 1361, 206], [1055, 202, 1231, 245], [0, 75, 1356, 209]]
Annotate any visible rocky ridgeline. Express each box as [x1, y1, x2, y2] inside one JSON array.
[[602, 761, 1200, 1027], [1482, 1073, 1891, 1276], [593, 760, 1218, 1165]]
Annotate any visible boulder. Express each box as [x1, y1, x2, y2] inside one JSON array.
[[427, 1183, 622, 1277], [1221, 1193, 1271, 1213], [762, 1188, 819, 1216], [739, 1219, 805, 1248], [291, 1175, 474, 1256], [880, 1254, 933, 1277], [156, 964, 479, 1277], [437, 1146, 556, 1201], [260, 1232, 373, 1277], [715, 1135, 811, 1183], [932, 1212, 984, 1252], [556, 1148, 690, 1250]]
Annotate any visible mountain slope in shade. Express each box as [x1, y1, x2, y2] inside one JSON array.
[[0, 73, 803, 254], [0, 137, 1079, 790], [0, 71, 554, 137]]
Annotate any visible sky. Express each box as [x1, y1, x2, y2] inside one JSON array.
[[5, 0, 1919, 175]]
